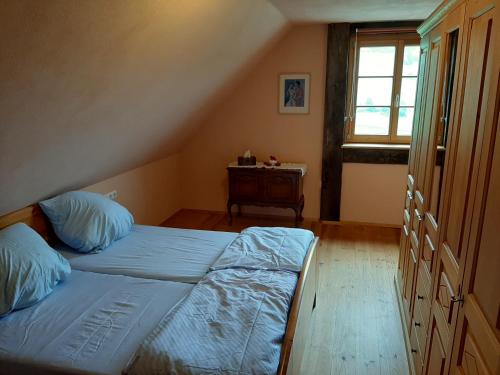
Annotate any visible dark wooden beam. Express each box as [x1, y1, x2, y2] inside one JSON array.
[[350, 20, 423, 33], [343, 148, 409, 164], [320, 23, 350, 221]]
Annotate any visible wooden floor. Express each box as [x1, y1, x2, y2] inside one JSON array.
[[163, 209, 409, 375]]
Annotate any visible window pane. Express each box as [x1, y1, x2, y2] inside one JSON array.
[[402, 45, 420, 76], [358, 46, 396, 76], [400, 77, 418, 106], [355, 107, 391, 135], [397, 107, 415, 136], [356, 78, 393, 106]]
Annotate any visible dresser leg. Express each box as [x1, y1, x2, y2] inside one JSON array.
[[299, 199, 305, 221], [227, 202, 233, 225]]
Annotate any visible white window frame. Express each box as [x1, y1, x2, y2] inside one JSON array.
[[345, 33, 421, 144]]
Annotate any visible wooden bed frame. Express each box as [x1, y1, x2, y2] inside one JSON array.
[[0, 204, 319, 375], [278, 236, 319, 375]]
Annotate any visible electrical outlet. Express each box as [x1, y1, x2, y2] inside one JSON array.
[[105, 190, 118, 200]]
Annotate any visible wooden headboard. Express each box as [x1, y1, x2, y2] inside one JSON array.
[[0, 204, 56, 243]]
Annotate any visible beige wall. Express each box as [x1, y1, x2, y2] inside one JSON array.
[[180, 25, 327, 219], [0, 0, 288, 215], [84, 154, 180, 225], [1, 4, 409, 226], [179, 24, 408, 225], [341, 163, 407, 225]]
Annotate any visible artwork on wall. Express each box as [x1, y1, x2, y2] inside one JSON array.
[[279, 73, 310, 114]]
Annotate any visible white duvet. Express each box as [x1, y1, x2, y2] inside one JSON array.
[[126, 269, 297, 375], [210, 226, 314, 273], [126, 226, 313, 375]]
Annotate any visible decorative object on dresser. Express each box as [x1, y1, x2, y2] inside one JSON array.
[[227, 162, 307, 226], [237, 150, 257, 166], [395, 0, 499, 374], [264, 155, 281, 166], [279, 73, 310, 114]]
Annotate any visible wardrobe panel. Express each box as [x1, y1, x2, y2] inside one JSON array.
[[396, 1, 499, 373], [427, 326, 446, 374], [441, 5, 493, 266], [414, 29, 443, 212]]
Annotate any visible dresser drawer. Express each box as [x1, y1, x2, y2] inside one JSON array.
[[228, 170, 260, 200], [410, 324, 424, 375], [262, 173, 299, 203], [427, 326, 446, 375], [404, 247, 417, 296], [412, 300, 428, 358], [416, 261, 432, 299], [415, 264, 432, 332]]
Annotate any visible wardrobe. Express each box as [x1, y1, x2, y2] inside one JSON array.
[[395, 0, 499, 374]]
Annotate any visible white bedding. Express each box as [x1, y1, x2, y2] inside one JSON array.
[[210, 226, 314, 273], [126, 269, 298, 375], [0, 270, 193, 375], [56, 225, 238, 283]]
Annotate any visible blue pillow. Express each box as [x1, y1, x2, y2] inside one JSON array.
[[39, 191, 134, 253], [0, 223, 71, 317]]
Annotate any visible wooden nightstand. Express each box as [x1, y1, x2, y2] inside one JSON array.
[[227, 163, 306, 226]]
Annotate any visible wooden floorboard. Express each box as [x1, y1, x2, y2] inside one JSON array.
[[162, 209, 409, 375]]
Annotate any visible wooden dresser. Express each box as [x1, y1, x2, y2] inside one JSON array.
[[227, 163, 306, 226], [395, 0, 499, 374]]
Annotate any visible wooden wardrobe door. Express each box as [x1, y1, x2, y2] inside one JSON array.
[[404, 26, 447, 374], [399, 37, 430, 327], [408, 36, 431, 189], [413, 26, 444, 218], [429, 0, 498, 373], [414, 4, 468, 373], [406, 27, 444, 318], [450, 1, 499, 373], [423, 2, 466, 253]]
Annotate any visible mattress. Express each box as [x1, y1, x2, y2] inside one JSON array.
[[56, 225, 238, 283], [0, 270, 193, 375]]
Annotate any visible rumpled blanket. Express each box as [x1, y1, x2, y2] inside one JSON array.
[[210, 227, 314, 273], [126, 268, 298, 375]]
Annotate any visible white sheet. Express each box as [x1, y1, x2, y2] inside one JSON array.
[[0, 270, 192, 375], [126, 269, 298, 375], [56, 225, 238, 283]]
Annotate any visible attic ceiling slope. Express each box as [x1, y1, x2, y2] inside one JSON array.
[[270, 0, 440, 22], [0, 0, 288, 215]]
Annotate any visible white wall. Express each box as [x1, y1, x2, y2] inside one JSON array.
[[340, 163, 407, 226], [84, 154, 180, 225], [0, 0, 288, 215], [180, 25, 327, 219]]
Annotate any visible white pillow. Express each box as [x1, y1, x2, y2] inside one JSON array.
[[39, 191, 134, 253], [0, 223, 71, 317]]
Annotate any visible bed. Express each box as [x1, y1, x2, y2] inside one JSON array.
[[0, 270, 192, 375], [0, 204, 319, 375], [55, 224, 238, 283]]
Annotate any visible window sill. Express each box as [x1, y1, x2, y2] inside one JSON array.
[[342, 143, 409, 164], [342, 143, 410, 150]]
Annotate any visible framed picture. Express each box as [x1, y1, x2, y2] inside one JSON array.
[[279, 73, 310, 114]]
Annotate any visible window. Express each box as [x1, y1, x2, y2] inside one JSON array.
[[346, 33, 421, 144]]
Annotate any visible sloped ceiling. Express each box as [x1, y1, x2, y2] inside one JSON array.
[[269, 0, 439, 22], [0, 0, 288, 214]]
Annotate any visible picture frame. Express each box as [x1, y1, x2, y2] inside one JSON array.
[[279, 73, 310, 114]]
